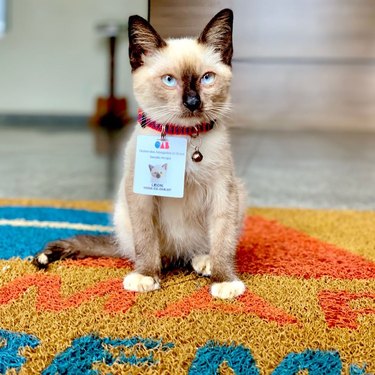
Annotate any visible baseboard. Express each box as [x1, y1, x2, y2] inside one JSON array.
[[0, 113, 89, 128]]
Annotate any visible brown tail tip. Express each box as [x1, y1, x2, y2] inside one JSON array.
[[32, 240, 78, 270]]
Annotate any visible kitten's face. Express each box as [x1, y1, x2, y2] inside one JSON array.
[[149, 164, 167, 179], [128, 9, 233, 126]]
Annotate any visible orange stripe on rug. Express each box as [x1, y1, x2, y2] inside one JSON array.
[[154, 286, 297, 325], [237, 216, 375, 279], [318, 290, 375, 329], [0, 274, 135, 314]]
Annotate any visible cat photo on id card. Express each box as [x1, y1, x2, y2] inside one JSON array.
[[149, 163, 167, 186]]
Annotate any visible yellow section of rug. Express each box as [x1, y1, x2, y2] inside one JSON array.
[[0, 198, 112, 212]]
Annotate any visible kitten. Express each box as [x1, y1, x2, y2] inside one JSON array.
[[149, 164, 167, 185], [33, 9, 247, 299]]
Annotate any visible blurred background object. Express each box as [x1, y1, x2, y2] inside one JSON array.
[[0, 0, 374, 208], [0, 0, 145, 119], [90, 20, 130, 193], [0, 0, 7, 37]]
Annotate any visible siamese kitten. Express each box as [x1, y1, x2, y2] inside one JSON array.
[[33, 9, 247, 299]]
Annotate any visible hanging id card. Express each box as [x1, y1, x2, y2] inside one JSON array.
[[133, 135, 187, 198]]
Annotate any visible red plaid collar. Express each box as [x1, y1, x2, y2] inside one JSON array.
[[137, 109, 215, 136]]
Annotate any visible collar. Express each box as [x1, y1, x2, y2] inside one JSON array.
[[137, 109, 215, 136]]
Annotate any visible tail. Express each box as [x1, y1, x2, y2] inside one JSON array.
[[32, 235, 119, 269]]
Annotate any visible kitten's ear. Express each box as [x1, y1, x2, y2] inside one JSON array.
[[128, 15, 166, 71], [149, 164, 153, 171], [198, 9, 233, 66], [162, 163, 167, 170]]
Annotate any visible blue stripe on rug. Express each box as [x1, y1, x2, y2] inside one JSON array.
[[0, 226, 112, 259], [0, 207, 111, 225]]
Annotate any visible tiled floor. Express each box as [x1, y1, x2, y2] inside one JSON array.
[[1, 123, 374, 209], [232, 129, 375, 209]]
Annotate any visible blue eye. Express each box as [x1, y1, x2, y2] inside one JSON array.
[[162, 75, 177, 87], [201, 72, 215, 85]]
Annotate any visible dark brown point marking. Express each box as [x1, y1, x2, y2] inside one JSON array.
[[128, 15, 167, 71], [197, 9, 233, 67], [181, 67, 202, 112]]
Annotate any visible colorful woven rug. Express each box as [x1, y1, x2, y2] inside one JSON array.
[[0, 198, 374, 374]]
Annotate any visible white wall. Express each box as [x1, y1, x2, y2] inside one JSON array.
[[0, 0, 148, 116]]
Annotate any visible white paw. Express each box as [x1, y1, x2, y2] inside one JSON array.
[[123, 272, 160, 292], [192, 255, 211, 276], [37, 253, 49, 265], [210, 280, 246, 299]]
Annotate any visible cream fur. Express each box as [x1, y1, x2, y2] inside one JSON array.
[[114, 36, 247, 299]]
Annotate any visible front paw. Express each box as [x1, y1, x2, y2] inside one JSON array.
[[211, 280, 246, 299], [192, 255, 211, 276], [123, 272, 160, 292]]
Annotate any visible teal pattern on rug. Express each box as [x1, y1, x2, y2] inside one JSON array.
[[0, 206, 112, 259]]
